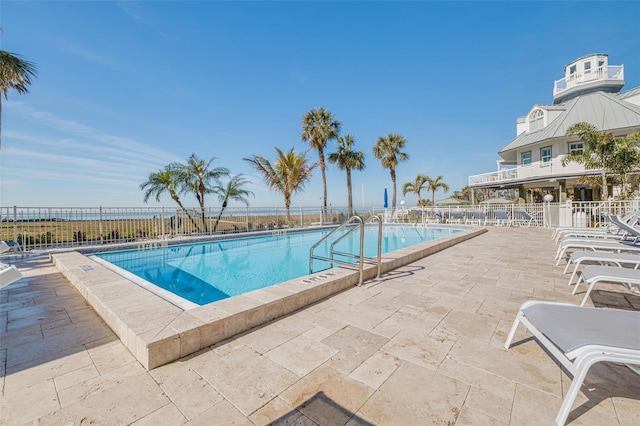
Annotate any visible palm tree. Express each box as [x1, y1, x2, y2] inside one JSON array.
[[373, 133, 409, 211], [301, 107, 341, 213], [402, 174, 428, 206], [0, 50, 37, 149], [425, 175, 450, 207], [139, 165, 199, 230], [562, 122, 640, 200], [328, 134, 365, 216], [175, 154, 229, 232], [243, 148, 317, 223], [211, 174, 254, 232]]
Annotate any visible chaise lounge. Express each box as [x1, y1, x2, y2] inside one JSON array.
[[504, 300, 640, 425], [573, 265, 640, 306], [563, 250, 640, 285], [0, 262, 23, 289]]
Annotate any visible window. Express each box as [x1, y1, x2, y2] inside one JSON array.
[[584, 61, 591, 73], [541, 146, 552, 163], [528, 109, 544, 132], [569, 65, 577, 75], [521, 151, 531, 165], [569, 142, 584, 153]]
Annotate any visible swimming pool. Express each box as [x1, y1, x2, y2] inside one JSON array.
[[94, 225, 461, 306]]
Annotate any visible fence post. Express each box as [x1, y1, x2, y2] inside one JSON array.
[[12, 206, 18, 244], [161, 207, 165, 238], [99, 206, 104, 245], [246, 207, 250, 231]]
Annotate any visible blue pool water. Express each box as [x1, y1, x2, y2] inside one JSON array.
[[95, 226, 461, 305]]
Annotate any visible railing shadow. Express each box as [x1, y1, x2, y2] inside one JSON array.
[[267, 391, 374, 426]]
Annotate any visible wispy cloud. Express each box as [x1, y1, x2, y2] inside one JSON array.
[[115, 1, 148, 27], [8, 105, 182, 167], [49, 37, 139, 77]]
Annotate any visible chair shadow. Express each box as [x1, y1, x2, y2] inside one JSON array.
[[508, 335, 640, 424], [589, 289, 640, 311], [568, 362, 640, 423], [268, 391, 374, 426]]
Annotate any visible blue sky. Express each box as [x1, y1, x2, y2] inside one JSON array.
[[1, 1, 639, 209]]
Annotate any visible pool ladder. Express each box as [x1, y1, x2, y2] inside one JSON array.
[[309, 215, 383, 286]]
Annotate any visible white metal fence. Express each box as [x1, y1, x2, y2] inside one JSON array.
[[1, 200, 638, 252]]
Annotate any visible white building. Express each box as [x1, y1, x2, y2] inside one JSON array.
[[469, 54, 640, 202]]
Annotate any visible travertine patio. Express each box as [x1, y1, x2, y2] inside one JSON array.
[[1, 227, 639, 425]]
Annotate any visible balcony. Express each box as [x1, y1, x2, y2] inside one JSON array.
[[468, 157, 591, 187], [553, 65, 624, 103]]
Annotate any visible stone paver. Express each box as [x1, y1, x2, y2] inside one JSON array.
[[1, 227, 639, 425]]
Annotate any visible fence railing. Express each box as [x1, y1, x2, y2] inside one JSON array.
[[0, 206, 350, 252], [2, 200, 639, 252]]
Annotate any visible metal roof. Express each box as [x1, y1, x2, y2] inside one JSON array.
[[499, 89, 640, 155], [617, 86, 640, 100]]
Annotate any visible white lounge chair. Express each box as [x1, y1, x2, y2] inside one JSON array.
[[574, 265, 640, 306], [465, 210, 486, 225], [555, 239, 640, 266], [515, 210, 543, 227], [505, 300, 640, 425], [446, 211, 464, 224], [0, 262, 23, 289], [493, 209, 513, 227], [563, 251, 640, 285], [551, 211, 638, 241], [608, 214, 640, 244], [554, 228, 627, 244], [0, 240, 25, 257]]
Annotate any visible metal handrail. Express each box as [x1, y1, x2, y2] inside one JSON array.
[[309, 216, 365, 285], [365, 215, 383, 279]]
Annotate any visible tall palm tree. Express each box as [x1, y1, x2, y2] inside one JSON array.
[[562, 122, 640, 200], [402, 174, 428, 206], [425, 175, 450, 207], [0, 50, 37, 149], [328, 134, 365, 216], [301, 107, 341, 213], [373, 133, 409, 211], [243, 148, 317, 223], [175, 154, 229, 232], [139, 165, 199, 230], [211, 174, 254, 232]]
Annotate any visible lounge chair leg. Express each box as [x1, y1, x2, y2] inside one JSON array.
[[503, 301, 541, 348], [504, 314, 522, 349], [562, 261, 572, 274], [555, 354, 599, 425], [572, 276, 584, 295], [580, 282, 597, 306], [568, 266, 579, 286]]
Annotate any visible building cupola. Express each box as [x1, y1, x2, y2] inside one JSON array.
[[552, 54, 624, 104]]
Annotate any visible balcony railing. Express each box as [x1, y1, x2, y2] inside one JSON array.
[[553, 65, 624, 97], [468, 157, 590, 186]]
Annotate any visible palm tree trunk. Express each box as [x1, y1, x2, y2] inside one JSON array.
[[284, 196, 291, 224], [346, 168, 353, 216], [198, 189, 208, 232], [601, 172, 609, 200], [173, 196, 200, 231], [390, 167, 397, 212], [318, 147, 327, 211], [213, 200, 228, 232]]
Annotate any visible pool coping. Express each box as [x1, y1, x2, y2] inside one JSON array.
[[50, 226, 486, 370]]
